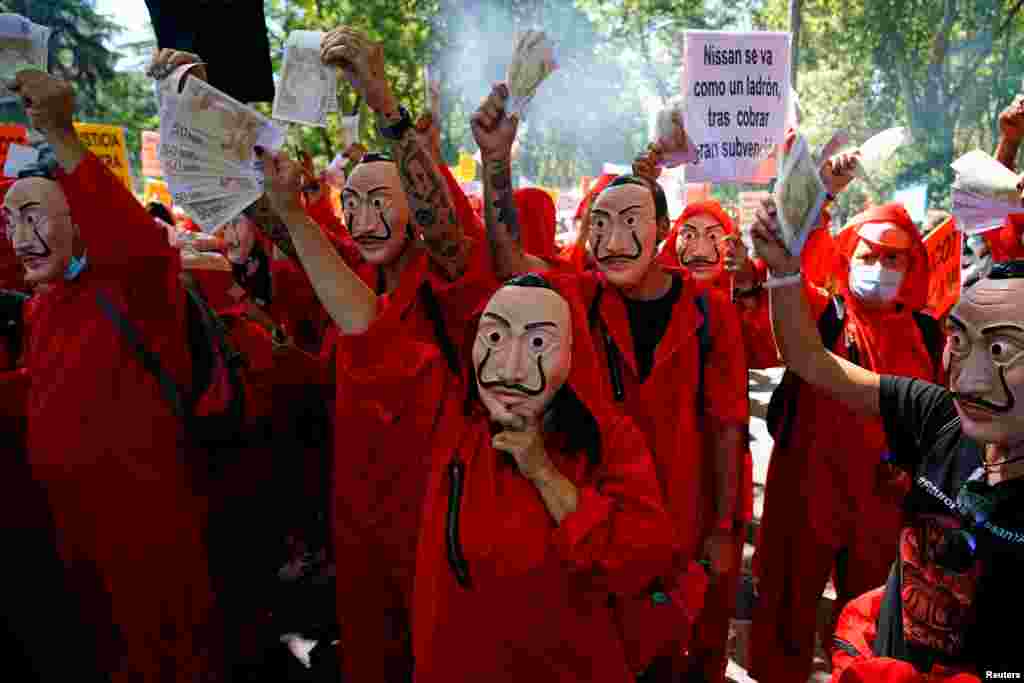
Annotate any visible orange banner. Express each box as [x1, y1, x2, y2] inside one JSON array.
[[0, 124, 28, 175], [923, 217, 961, 320], [141, 130, 162, 178]]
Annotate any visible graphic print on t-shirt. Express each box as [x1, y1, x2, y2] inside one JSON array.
[[899, 514, 982, 658]]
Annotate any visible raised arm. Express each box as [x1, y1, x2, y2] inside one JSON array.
[[322, 27, 466, 280], [471, 84, 549, 279], [996, 95, 1024, 173], [11, 71, 172, 267], [750, 198, 881, 416], [260, 149, 377, 335]]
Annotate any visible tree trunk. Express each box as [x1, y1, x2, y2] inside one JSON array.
[[789, 0, 803, 88]]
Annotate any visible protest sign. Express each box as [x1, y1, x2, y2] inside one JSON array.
[[923, 217, 961, 320], [74, 122, 131, 189], [141, 131, 162, 178], [0, 123, 26, 172], [143, 178, 172, 209], [682, 31, 791, 183]]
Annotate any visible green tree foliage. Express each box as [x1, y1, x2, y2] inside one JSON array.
[[757, 0, 1024, 213]]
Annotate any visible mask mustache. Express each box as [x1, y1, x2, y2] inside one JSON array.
[[353, 211, 394, 243], [596, 232, 643, 263], [477, 348, 548, 397], [682, 243, 721, 266], [15, 227, 52, 260], [952, 365, 1017, 414]]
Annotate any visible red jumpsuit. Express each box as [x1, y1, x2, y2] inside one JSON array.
[[750, 205, 941, 683], [657, 202, 757, 681], [338, 272, 677, 682], [581, 268, 749, 675], [331, 179, 500, 680], [24, 154, 219, 680]]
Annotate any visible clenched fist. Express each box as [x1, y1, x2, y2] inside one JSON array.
[[321, 27, 396, 115], [9, 71, 74, 137], [255, 147, 307, 219], [146, 48, 207, 84], [471, 83, 518, 160], [1000, 95, 1024, 144]]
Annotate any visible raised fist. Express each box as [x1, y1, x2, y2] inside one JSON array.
[[9, 71, 74, 136], [321, 27, 396, 115], [471, 83, 518, 160]]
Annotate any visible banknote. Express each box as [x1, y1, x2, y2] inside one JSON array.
[[0, 14, 49, 98], [273, 30, 337, 127], [169, 176, 264, 206], [773, 133, 827, 258], [157, 65, 283, 233], [183, 194, 258, 233], [174, 75, 284, 169], [952, 187, 1022, 234]]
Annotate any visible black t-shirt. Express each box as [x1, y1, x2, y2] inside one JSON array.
[[880, 375, 1024, 673], [623, 275, 683, 382]]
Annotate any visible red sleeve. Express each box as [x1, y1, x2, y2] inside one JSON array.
[[551, 414, 677, 596], [738, 292, 780, 370], [57, 153, 173, 268], [704, 290, 750, 427], [992, 216, 1024, 263], [305, 191, 347, 243]]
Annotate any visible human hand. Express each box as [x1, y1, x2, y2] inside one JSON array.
[[471, 83, 518, 160], [321, 27, 396, 115]]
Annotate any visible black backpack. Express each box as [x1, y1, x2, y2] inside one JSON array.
[[96, 273, 248, 446], [765, 295, 944, 450]]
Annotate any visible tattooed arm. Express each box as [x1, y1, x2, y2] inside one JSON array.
[[322, 26, 466, 280], [472, 84, 549, 280], [380, 106, 467, 279]]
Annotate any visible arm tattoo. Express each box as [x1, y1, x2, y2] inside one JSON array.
[[392, 126, 465, 279], [483, 156, 525, 279]]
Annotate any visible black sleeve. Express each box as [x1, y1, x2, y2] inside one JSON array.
[[879, 375, 958, 470]]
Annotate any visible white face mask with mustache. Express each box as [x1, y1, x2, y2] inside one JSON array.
[[849, 263, 903, 303]]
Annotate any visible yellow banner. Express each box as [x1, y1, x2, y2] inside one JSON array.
[[143, 179, 172, 210], [74, 122, 131, 189], [455, 151, 476, 182]]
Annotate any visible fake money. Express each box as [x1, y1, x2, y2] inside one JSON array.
[[273, 31, 338, 127], [772, 133, 827, 258]]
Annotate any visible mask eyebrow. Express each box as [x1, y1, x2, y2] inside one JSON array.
[[981, 323, 1024, 336], [17, 202, 40, 212], [524, 321, 557, 331], [618, 205, 644, 215], [683, 222, 723, 232], [482, 312, 511, 327], [590, 209, 611, 219]]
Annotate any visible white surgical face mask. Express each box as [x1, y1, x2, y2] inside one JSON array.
[[849, 263, 903, 303]]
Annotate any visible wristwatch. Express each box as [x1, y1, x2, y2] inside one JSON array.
[[377, 106, 413, 141]]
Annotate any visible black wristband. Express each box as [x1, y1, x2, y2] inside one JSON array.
[[377, 106, 413, 141]]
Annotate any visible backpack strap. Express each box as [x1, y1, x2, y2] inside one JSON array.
[[695, 294, 711, 418], [911, 311, 944, 379], [182, 278, 246, 426], [95, 291, 186, 420], [588, 283, 625, 402], [418, 282, 461, 377]]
